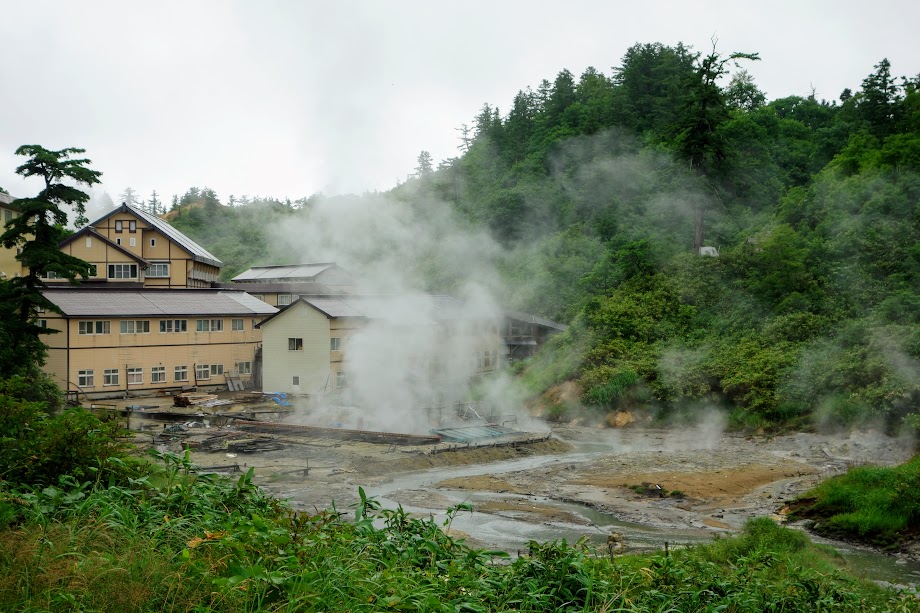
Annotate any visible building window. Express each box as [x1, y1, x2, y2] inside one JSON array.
[[147, 262, 169, 277], [195, 364, 210, 380], [120, 320, 150, 334], [330, 337, 341, 351], [174, 365, 189, 382], [292, 376, 300, 386], [150, 238, 156, 247], [116, 238, 122, 245], [38, 319, 48, 329], [251, 294, 264, 301], [335, 371, 348, 388], [129, 220, 136, 232], [103, 369, 119, 386], [127, 367, 143, 385], [129, 237, 136, 247], [78, 369, 94, 387], [85, 236, 92, 248], [288, 337, 303, 351], [160, 319, 187, 333], [78, 320, 110, 335], [4, 209, 11, 222], [41, 270, 63, 279], [231, 318, 244, 331], [151, 366, 166, 383], [115, 220, 123, 233], [108, 263, 138, 279], [237, 361, 252, 375], [277, 294, 292, 306], [196, 319, 223, 332], [210, 364, 224, 376]]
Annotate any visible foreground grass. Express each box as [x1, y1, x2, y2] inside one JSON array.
[[792, 455, 920, 548], [1, 452, 915, 612]]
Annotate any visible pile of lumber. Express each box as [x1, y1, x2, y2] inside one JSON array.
[[174, 392, 219, 407]]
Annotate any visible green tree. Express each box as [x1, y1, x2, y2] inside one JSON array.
[[0, 145, 100, 375], [415, 150, 433, 176]]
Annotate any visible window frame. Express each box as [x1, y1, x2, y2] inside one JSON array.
[[147, 262, 169, 278], [174, 365, 189, 382], [103, 368, 119, 386], [195, 364, 211, 380], [108, 263, 138, 279], [127, 367, 143, 385], [330, 337, 341, 351], [78, 369, 94, 387], [335, 371, 348, 388], [231, 318, 244, 331], [159, 319, 187, 333], [277, 294, 293, 306], [151, 366, 166, 383], [288, 337, 304, 351], [237, 361, 252, 375]]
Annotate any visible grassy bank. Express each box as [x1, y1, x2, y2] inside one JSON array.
[[791, 455, 920, 548], [1, 452, 914, 612]]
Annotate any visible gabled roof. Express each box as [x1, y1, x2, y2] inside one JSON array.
[[59, 226, 149, 267], [42, 288, 278, 318], [504, 310, 567, 331], [256, 294, 481, 328], [0, 192, 15, 207], [88, 203, 222, 268], [232, 262, 349, 283]]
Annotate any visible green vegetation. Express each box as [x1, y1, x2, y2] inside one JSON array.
[[0, 145, 101, 379], [159, 45, 920, 430], [0, 341, 911, 610], [792, 456, 920, 548], [1, 452, 912, 611]]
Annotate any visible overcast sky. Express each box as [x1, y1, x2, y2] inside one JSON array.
[[1, 1, 918, 205]]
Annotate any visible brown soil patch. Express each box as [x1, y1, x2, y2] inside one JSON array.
[[360, 439, 571, 476], [435, 475, 524, 493], [575, 464, 816, 503], [473, 499, 588, 525]]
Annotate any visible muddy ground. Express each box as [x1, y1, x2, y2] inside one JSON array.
[[142, 412, 916, 558]]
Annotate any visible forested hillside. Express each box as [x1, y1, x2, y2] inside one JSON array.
[[170, 42, 920, 430]]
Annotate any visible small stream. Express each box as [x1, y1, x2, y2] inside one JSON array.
[[360, 441, 920, 589]]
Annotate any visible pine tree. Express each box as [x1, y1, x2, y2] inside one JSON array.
[[0, 146, 100, 374]]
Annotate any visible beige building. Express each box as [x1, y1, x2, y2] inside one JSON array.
[[55, 203, 222, 288], [0, 192, 21, 279], [40, 288, 276, 399], [0, 200, 278, 398], [257, 296, 505, 397]]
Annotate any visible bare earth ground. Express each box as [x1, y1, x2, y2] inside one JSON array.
[[131, 402, 915, 557]]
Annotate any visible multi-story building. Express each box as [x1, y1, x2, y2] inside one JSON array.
[[1, 200, 276, 398], [40, 288, 275, 398], [256, 295, 505, 398], [56, 203, 222, 288]]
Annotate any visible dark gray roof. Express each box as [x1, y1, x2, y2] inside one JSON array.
[[42, 289, 278, 318], [89, 204, 222, 268], [213, 281, 351, 296], [232, 263, 345, 282], [504, 310, 567, 331], [258, 294, 487, 328]]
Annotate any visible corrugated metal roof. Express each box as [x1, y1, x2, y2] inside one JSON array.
[[126, 205, 222, 267], [42, 289, 278, 317], [232, 263, 339, 282], [504, 310, 568, 331], [302, 298, 365, 318]]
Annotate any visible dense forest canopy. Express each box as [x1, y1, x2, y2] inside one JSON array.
[[165, 42, 920, 430]]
